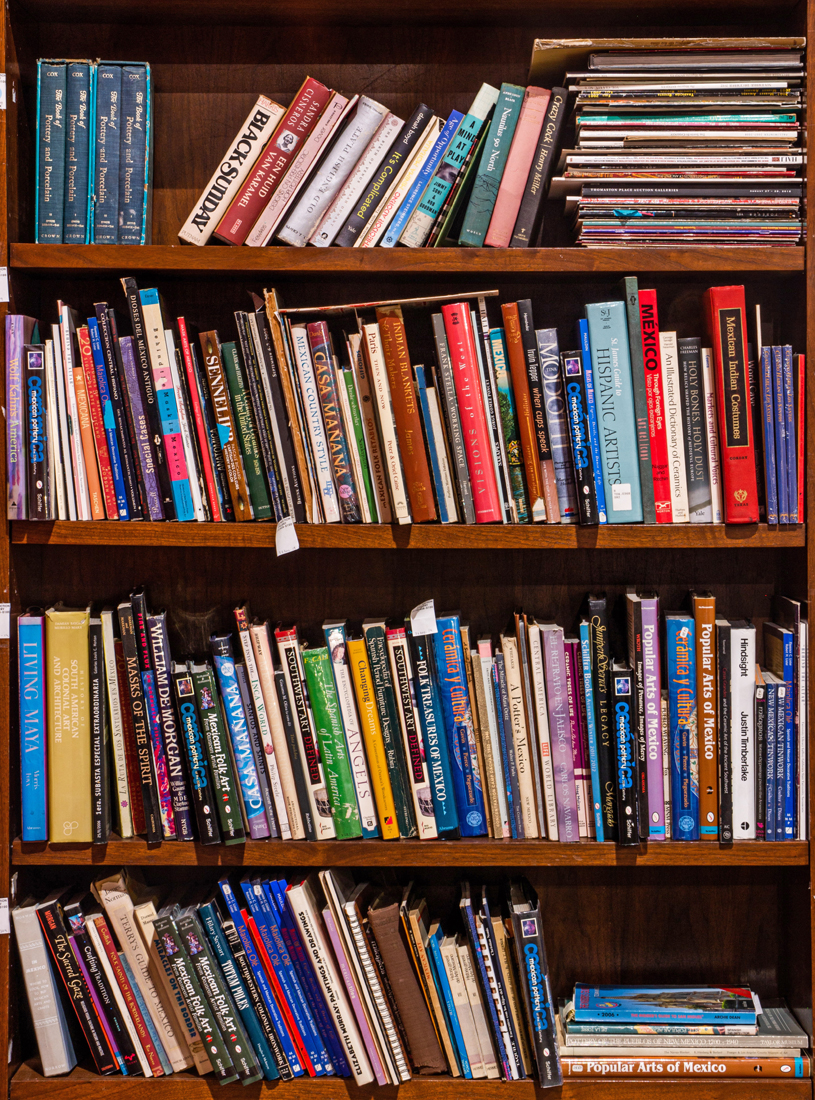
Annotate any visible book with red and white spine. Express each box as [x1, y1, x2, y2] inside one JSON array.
[[441, 303, 502, 523], [214, 77, 333, 246], [638, 289, 672, 522], [176, 317, 222, 522], [76, 326, 118, 520], [484, 87, 551, 249], [703, 284, 759, 523]]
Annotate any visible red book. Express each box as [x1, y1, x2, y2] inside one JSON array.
[[484, 87, 551, 248], [76, 325, 118, 520], [703, 284, 759, 524], [441, 303, 502, 523], [795, 352, 804, 523], [177, 317, 222, 522], [215, 76, 333, 245], [638, 289, 672, 523], [115, 637, 146, 836]]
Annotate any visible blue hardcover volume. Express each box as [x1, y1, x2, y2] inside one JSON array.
[[432, 613, 488, 836], [579, 621, 604, 842], [764, 675, 777, 842], [665, 613, 699, 841], [87, 316, 129, 518], [584, 301, 643, 523], [427, 923, 470, 1076], [537, 327, 579, 523], [382, 110, 463, 247], [782, 345, 797, 523], [36, 62, 67, 243], [578, 319, 608, 523], [759, 346, 778, 525], [118, 65, 148, 244], [409, 627, 460, 837], [19, 613, 47, 841], [63, 63, 91, 244], [93, 64, 122, 243], [764, 623, 795, 838]]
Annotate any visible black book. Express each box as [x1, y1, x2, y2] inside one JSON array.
[[24, 344, 50, 520], [119, 275, 176, 518], [625, 593, 650, 839], [89, 615, 111, 843], [561, 349, 600, 525], [755, 668, 767, 841], [676, 336, 712, 522], [117, 600, 161, 842], [185, 325, 234, 522], [235, 661, 278, 837], [510, 87, 568, 248], [493, 651, 524, 839], [36, 893, 120, 1075], [517, 300, 553, 471], [508, 878, 562, 1087], [716, 619, 734, 842], [235, 310, 285, 520], [188, 659, 245, 844], [586, 594, 618, 842], [94, 304, 144, 520], [611, 661, 639, 846], [172, 662, 221, 845], [273, 666, 315, 841]]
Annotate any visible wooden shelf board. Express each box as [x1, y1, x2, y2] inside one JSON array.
[[12, 838, 808, 867], [8, 244, 805, 276], [9, 521, 805, 550], [9, 1063, 812, 1099]]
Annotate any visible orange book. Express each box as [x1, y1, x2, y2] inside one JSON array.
[[71, 340, 105, 520], [692, 591, 718, 838], [76, 326, 118, 520], [501, 302, 546, 522], [376, 306, 437, 522]]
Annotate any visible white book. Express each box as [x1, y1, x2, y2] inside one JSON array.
[[347, 330, 390, 522], [247, 93, 355, 247], [44, 340, 66, 519], [425, 385, 458, 522], [661, 690, 672, 837], [13, 903, 77, 1076], [178, 95, 285, 245], [249, 622, 305, 840], [659, 330, 689, 523], [477, 645, 511, 838], [285, 874, 374, 1085], [500, 634, 539, 837], [798, 620, 808, 840], [456, 936, 499, 1078], [324, 623, 378, 835], [235, 614, 291, 839], [337, 368, 372, 523], [50, 324, 76, 520], [700, 346, 723, 523], [527, 622, 559, 841], [358, 116, 442, 247], [290, 324, 340, 523], [58, 305, 90, 520], [164, 328, 206, 522], [439, 932, 484, 1077], [100, 609, 133, 839], [278, 96, 388, 247], [361, 323, 411, 524], [730, 620, 756, 839], [309, 111, 404, 247]]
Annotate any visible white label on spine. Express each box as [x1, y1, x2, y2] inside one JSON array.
[[0, 899, 9, 934], [0, 76, 6, 111], [410, 599, 437, 637], [0, 268, 8, 302], [275, 516, 299, 556], [0, 603, 9, 639], [611, 483, 632, 512]]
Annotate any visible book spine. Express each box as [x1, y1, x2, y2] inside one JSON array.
[[560, 1057, 809, 1078], [731, 624, 756, 839], [63, 62, 91, 243], [611, 666, 639, 845], [492, 652, 522, 838], [7, 315, 32, 519], [361, 322, 411, 523], [640, 600, 664, 838], [13, 906, 77, 1075], [117, 335, 162, 520], [783, 345, 797, 523], [489, 329, 530, 522], [638, 289, 672, 521], [145, 613, 194, 840], [509, 87, 567, 248], [171, 666, 221, 844], [199, 330, 253, 521], [795, 355, 804, 523], [701, 346, 724, 523], [541, 628, 579, 841], [579, 622, 604, 841], [765, 680, 777, 841], [755, 674, 766, 840], [141, 666, 175, 839], [431, 313, 475, 524], [516, 300, 558, 522], [578, 320, 608, 523], [484, 87, 551, 248], [177, 317, 221, 521], [666, 616, 699, 840], [66, 920, 138, 1073], [290, 324, 339, 522], [24, 346, 50, 520], [89, 618, 111, 842], [58, 307, 91, 519], [459, 83, 524, 247], [628, 607, 649, 842], [537, 328, 579, 522], [118, 65, 149, 244], [408, 629, 459, 837], [37, 62, 67, 243], [307, 322, 361, 523], [588, 597, 617, 841], [71, 342, 105, 519], [703, 285, 760, 523], [114, 638, 146, 835], [18, 616, 48, 841], [509, 903, 561, 1085], [619, 277, 656, 523], [413, 366, 447, 522], [677, 337, 712, 521], [93, 65, 122, 243], [190, 333, 234, 520], [387, 628, 438, 838], [564, 642, 590, 838], [759, 346, 778, 524], [717, 622, 733, 842], [660, 331, 690, 522], [772, 347, 789, 524], [459, 898, 510, 1078], [81, 321, 123, 518], [97, 310, 146, 520], [235, 313, 284, 519], [344, 331, 388, 522], [220, 340, 272, 520], [525, 631, 555, 840], [346, 637, 400, 839], [561, 348, 600, 525], [693, 597, 718, 837], [272, 667, 316, 840]]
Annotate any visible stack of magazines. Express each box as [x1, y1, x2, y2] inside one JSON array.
[[557, 986, 810, 1079]]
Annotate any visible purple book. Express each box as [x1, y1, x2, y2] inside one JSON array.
[[564, 640, 591, 839], [7, 314, 37, 519], [541, 624, 579, 842], [119, 335, 164, 521], [640, 596, 665, 839]]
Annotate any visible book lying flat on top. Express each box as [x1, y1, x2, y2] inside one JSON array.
[[572, 985, 759, 1025]]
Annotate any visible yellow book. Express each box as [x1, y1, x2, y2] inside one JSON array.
[[347, 637, 399, 840], [45, 605, 92, 842]]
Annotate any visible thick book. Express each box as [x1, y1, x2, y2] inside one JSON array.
[[118, 65, 150, 244], [517, 300, 559, 522], [431, 313, 475, 523], [147, 612, 194, 841], [541, 623, 579, 842], [19, 612, 47, 841], [730, 620, 757, 839], [638, 289, 672, 521], [93, 64, 122, 243], [24, 344, 50, 520], [692, 593, 718, 838], [561, 1056, 809, 1078], [188, 661, 245, 843], [509, 87, 568, 248], [586, 595, 617, 841], [171, 665, 220, 844], [459, 83, 524, 247], [63, 62, 91, 243], [7, 314, 38, 519], [484, 87, 551, 248], [677, 336, 713, 522], [199, 330, 253, 521], [501, 303, 544, 522], [665, 612, 699, 841], [387, 626, 438, 839], [578, 319, 608, 523], [36, 62, 67, 243], [290, 322, 340, 523], [13, 901, 77, 1075], [537, 328, 579, 523], [407, 628, 459, 837], [611, 662, 639, 845], [221, 340, 272, 520], [489, 329, 530, 522]]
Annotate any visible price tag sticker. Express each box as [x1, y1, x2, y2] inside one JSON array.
[[0, 75, 6, 111], [410, 598, 437, 637], [0, 603, 9, 639], [275, 517, 299, 557], [0, 268, 8, 303], [0, 899, 10, 935]]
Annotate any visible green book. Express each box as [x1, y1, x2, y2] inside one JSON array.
[[221, 340, 272, 520], [433, 123, 491, 247], [190, 661, 246, 844], [342, 367, 378, 523], [489, 326, 530, 523], [361, 618, 417, 838], [301, 648, 361, 839], [459, 82, 524, 248]]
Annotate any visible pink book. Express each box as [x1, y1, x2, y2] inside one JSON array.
[[564, 638, 592, 839], [484, 87, 551, 248], [441, 303, 502, 523], [322, 906, 388, 1086]]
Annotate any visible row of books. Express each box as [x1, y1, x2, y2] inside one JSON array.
[[546, 39, 805, 247], [6, 278, 802, 527], [16, 871, 561, 1085], [36, 60, 153, 245], [181, 74, 565, 250], [19, 589, 808, 847]]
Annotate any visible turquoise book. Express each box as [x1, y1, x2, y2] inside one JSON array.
[[36, 61, 67, 243], [118, 65, 149, 244], [92, 63, 122, 243], [458, 83, 524, 248], [63, 62, 91, 243], [584, 301, 644, 524]]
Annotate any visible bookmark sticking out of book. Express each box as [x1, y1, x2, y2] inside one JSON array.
[[275, 516, 299, 557], [410, 598, 438, 636]]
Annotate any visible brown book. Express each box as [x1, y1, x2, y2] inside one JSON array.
[[367, 895, 446, 1075], [501, 303, 546, 523], [375, 306, 437, 522], [692, 591, 718, 838], [198, 331, 253, 521]]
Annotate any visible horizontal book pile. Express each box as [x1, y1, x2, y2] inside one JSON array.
[[18, 589, 808, 847], [5, 278, 803, 527], [180, 75, 565, 250], [36, 60, 152, 245], [15, 871, 561, 1085], [557, 986, 809, 1079], [551, 41, 805, 246]]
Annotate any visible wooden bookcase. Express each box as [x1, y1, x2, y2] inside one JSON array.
[[0, 0, 811, 1097]]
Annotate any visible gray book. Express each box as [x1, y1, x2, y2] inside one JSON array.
[[677, 336, 713, 522]]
